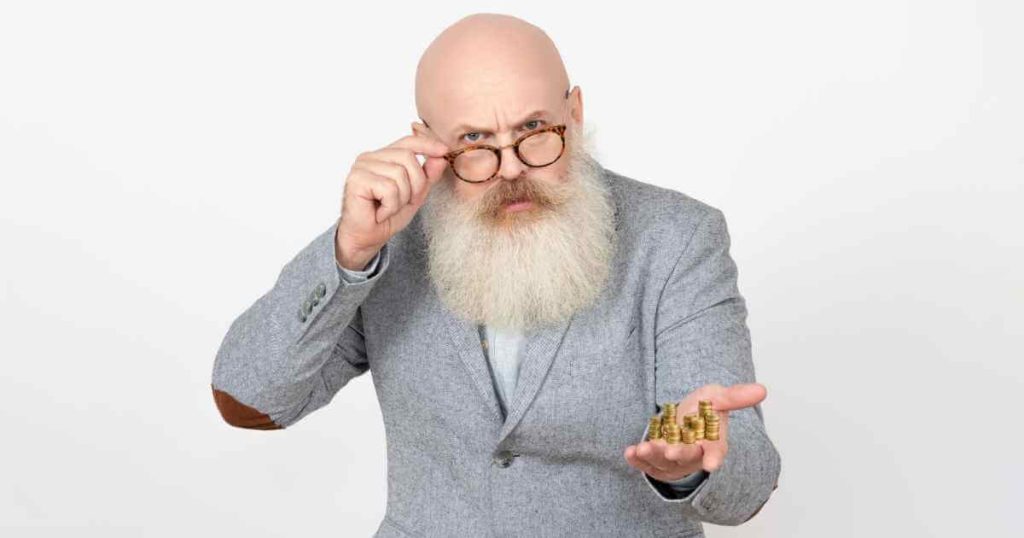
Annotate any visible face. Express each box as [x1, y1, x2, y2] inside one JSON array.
[[418, 99, 617, 332], [417, 86, 585, 229], [412, 15, 609, 330]]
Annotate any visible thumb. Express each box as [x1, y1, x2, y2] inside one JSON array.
[[423, 156, 448, 183]]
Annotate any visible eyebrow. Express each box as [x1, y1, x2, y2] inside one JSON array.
[[448, 110, 551, 139]]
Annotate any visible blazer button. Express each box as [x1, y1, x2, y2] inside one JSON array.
[[314, 282, 326, 298], [298, 306, 307, 322], [301, 298, 314, 315], [493, 450, 515, 468]]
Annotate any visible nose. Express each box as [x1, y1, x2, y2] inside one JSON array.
[[496, 144, 526, 181]]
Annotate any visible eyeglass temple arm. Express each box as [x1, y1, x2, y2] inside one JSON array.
[[419, 86, 571, 130]]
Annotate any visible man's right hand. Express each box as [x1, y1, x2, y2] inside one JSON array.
[[335, 127, 450, 271]]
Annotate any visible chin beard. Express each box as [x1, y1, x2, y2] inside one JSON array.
[[420, 125, 617, 332]]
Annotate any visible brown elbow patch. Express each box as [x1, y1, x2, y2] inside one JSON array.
[[211, 385, 283, 430]]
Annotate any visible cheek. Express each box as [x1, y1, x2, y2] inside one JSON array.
[[547, 160, 571, 183], [526, 162, 566, 185]]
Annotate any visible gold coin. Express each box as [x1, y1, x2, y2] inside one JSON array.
[[648, 416, 662, 440]]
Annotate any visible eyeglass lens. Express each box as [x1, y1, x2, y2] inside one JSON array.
[[453, 130, 563, 182]]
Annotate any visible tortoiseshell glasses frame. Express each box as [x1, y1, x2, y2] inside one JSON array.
[[422, 87, 573, 183], [440, 124, 568, 183]]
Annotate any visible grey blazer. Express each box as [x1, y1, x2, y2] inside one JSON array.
[[211, 164, 782, 537]]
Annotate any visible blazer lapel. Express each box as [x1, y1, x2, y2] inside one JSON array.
[[412, 213, 506, 426], [436, 293, 576, 439], [496, 313, 575, 443], [438, 303, 506, 424]]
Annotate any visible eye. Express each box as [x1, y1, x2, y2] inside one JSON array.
[[523, 120, 543, 130], [463, 132, 482, 143]]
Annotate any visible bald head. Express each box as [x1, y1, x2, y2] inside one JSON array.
[[415, 13, 574, 145], [412, 15, 610, 330]]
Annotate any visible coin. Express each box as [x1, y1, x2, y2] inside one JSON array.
[[664, 422, 682, 444], [647, 415, 663, 440]]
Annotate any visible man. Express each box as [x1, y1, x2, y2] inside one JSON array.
[[211, 12, 780, 537]]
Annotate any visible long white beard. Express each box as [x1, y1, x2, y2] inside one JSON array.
[[420, 126, 616, 331]]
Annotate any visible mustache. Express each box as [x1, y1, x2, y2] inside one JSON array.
[[476, 174, 564, 217]]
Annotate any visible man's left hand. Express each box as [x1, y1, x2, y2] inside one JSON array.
[[623, 382, 767, 482]]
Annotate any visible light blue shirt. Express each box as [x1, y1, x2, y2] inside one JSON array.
[[337, 248, 708, 497]]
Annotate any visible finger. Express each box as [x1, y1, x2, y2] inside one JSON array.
[[662, 440, 704, 470], [624, 445, 666, 477], [422, 155, 449, 185], [389, 133, 450, 158], [408, 125, 451, 186], [635, 440, 674, 471], [701, 382, 767, 413], [356, 171, 403, 224], [367, 148, 428, 204], [341, 169, 379, 227], [353, 159, 412, 208]]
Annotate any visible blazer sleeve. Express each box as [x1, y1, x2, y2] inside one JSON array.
[[337, 247, 383, 282], [657, 469, 709, 492], [646, 470, 708, 499], [210, 217, 390, 429], [647, 207, 781, 525]]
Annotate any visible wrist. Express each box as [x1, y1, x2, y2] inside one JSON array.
[[335, 236, 379, 272]]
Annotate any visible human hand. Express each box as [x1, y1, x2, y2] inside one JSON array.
[[623, 383, 768, 482], [335, 124, 450, 271]]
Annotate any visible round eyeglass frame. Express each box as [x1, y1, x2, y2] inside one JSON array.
[[441, 124, 568, 183]]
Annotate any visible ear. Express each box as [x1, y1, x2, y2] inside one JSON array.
[[413, 120, 442, 141], [569, 85, 584, 126]]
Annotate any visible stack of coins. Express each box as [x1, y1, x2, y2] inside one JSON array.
[[661, 403, 677, 433], [699, 399, 720, 440], [693, 415, 706, 440], [705, 413, 721, 441], [699, 400, 713, 418], [647, 415, 663, 440], [663, 419, 682, 444], [646, 399, 723, 445]]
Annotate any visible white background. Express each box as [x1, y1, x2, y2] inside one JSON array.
[[1, 1, 1021, 536]]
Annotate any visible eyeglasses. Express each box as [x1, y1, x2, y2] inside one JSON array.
[[441, 124, 568, 183], [422, 87, 572, 183]]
